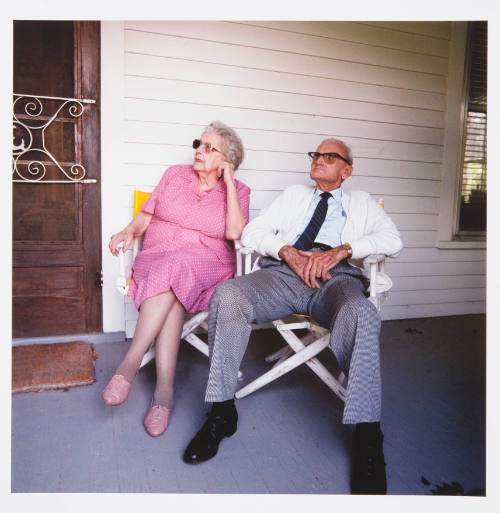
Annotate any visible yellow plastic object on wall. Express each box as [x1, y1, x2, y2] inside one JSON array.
[[133, 190, 152, 217]]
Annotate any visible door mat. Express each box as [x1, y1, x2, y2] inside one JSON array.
[[12, 341, 96, 394]]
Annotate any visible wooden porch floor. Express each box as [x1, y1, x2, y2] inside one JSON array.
[[11, 314, 486, 498]]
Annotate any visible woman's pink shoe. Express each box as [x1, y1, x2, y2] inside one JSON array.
[[144, 400, 171, 437], [102, 374, 134, 406]]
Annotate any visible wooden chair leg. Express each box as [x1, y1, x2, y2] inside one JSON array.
[[266, 328, 321, 362], [274, 321, 346, 399], [236, 334, 331, 398], [265, 345, 293, 363], [237, 319, 347, 401]]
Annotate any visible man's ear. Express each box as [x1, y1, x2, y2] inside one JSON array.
[[342, 165, 353, 180]]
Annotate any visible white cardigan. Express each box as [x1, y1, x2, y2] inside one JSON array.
[[241, 185, 403, 271]]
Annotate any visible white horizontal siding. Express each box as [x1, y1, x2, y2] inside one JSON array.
[[124, 118, 443, 158], [124, 21, 449, 78], [386, 259, 486, 277], [124, 75, 445, 128], [102, 20, 486, 333], [359, 22, 451, 40], [125, 100, 443, 146], [125, 53, 446, 111], [391, 274, 486, 291]]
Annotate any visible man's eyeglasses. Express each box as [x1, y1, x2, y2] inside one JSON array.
[[307, 151, 352, 166], [193, 139, 222, 154]]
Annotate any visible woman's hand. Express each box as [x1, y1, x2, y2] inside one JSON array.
[[109, 230, 134, 256], [218, 161, 236, 186], [220, 160, 247, 240], [109, 211, 154, 256]]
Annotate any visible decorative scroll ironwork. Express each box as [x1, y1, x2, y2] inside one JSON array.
[[12, 93, 96, 183]]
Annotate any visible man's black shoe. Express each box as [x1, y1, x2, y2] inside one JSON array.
[[183, 405, 238, 464], [351, 426, 387, 494]]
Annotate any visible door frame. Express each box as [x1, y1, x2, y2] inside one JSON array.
[[79, 21, 102, 333], [12, 21, 102, 337]]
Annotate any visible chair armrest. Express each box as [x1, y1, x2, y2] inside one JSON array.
[[363, 254, 386, 265], [234, 240, 253, 254], [361, 254, 391, 311], [115, 242, 128, 295], [235, 240, 255, 276], [115, 241, 139, 295]]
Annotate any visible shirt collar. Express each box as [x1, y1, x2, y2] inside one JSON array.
[[314, 186, 342, 202]]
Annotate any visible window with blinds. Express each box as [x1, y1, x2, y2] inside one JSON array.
[[458, 21, 487, 234]]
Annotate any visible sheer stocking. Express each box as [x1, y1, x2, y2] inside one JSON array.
[[151, 299, 185, 409], [115, 291, 179, 383]]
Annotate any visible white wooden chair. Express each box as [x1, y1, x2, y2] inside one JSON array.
[[234, 205, 392, 402], [115, 190, 250, 371]]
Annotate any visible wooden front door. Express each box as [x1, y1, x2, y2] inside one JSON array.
[[12, 21, 102, 337]]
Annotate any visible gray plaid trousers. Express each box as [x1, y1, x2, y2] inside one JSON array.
[[205, 258, 382, 424]]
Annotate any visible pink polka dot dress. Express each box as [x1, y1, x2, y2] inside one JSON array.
[[128, 165, 250, 313]]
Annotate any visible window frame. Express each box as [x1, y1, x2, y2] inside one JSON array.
[[437, 21, 486, 249]]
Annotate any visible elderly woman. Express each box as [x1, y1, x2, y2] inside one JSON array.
[[103, 121, 250, 437]]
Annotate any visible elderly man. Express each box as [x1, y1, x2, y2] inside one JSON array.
[[183, 138, 403, 494]]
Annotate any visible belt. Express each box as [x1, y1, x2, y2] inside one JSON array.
[[310, 242, 332, 251]]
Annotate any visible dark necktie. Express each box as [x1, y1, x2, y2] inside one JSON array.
[[293, 191, 331, 251]]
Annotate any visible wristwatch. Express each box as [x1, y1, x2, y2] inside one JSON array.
[[341, 243, 353, 258]]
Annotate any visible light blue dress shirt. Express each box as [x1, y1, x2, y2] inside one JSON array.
[[291, 187, 346, 248]]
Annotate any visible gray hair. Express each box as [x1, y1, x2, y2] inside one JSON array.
[[319, 138, 353, 166], [204, 121, 245, 170]]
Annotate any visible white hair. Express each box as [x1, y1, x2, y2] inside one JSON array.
[[319, 138, 353, 165], [203, 121, 245, 170]]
